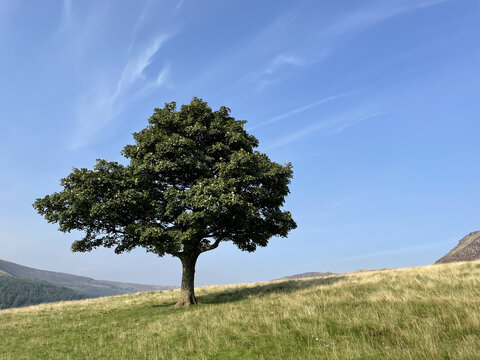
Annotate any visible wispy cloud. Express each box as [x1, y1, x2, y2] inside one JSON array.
[[237, 0, 449, 92], [127, 63, 171, 104], [264, 54, 305, 75], [57, 0, 72, 34], [326, 0, 451, 36], [333, 238, 452, 263], [241, 53, 308, 90], [264, 110, 384, 150], [54, 2, 110, 67], [183, 0, 451, 99], [111, 34, 169, 104], [328, 111, 384, 134], [176, 0, 186, 10], [127, 0, 151, 55], [249, 89, 361, 131], [70, 35, 170, 149]]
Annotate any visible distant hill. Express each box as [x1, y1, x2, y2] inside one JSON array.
[[435, 231, 480, 264], [0, 259, 175, 298], [274, 268, 391, 281], [0, 277, 85, 309], [0, 269, 10, 277], [273, 272, 336, 281]]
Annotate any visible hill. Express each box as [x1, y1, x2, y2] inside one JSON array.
[[273, 271, 335, 281], [274, 268, 390, 281], [0, 259, 175, 298], [1, 261, 479, 359], [0, 269, 10, 277], [0, 277, 85, 309], [435, 231, 480, 264]]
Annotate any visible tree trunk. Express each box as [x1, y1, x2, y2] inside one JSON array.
[[174, 253, 199, 308]]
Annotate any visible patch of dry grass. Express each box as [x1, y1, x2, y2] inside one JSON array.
[[1, 261, 480, 359]]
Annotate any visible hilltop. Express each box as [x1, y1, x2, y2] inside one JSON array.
[[435, 231, 480, 264], [0, 259, 175, 298], [1, 261, 479, 359], [274, 268, 390, 281], [273, 271, 335, 281]]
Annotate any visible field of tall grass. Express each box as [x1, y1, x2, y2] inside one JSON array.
[[1, 260, 480, 359]]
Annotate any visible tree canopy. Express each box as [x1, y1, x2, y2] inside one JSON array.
[[34, 97, 296, 307]]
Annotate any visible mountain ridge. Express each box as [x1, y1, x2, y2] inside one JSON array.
[[435, 231, 480, 264], [272, 272, 336, 281], [0, 258, 176, 298]]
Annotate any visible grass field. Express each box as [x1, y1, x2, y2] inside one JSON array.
[[1, 261, 480, 359]]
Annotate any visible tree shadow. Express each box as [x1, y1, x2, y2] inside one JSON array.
[[149, 275, 347, 309], [196, 275, 347, 306], [151, 303, 175, 308]]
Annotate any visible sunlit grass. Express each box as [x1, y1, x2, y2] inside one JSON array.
[[1, 261, 480, 359]]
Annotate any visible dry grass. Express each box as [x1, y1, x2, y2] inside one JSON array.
[[1, 261, 480, 359]]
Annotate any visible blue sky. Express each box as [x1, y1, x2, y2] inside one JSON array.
[[0, 0, 479, 286]]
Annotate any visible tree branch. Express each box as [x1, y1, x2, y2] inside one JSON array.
[[200, 238, 222, 253]]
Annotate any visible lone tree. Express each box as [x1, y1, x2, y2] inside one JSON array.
[[33, 98, 296, 307]]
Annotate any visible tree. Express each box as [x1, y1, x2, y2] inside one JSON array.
[[33, 97, 296, 307]]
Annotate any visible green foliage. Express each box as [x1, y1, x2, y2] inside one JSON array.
[[33, 97, 296, 258], [0, 277, 84, 309]]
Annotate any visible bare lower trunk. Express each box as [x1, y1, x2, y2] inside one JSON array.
[[174, 253, 199, 308]]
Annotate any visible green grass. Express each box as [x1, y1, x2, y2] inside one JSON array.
[[1, 261, 480, 359]]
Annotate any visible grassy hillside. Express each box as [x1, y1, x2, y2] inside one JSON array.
[[273, 271, 335, 281], [0, 269, 10, 277], [1, 261, 480, 359], [0, 277, 85, 309], [0, 259, 175, 297]]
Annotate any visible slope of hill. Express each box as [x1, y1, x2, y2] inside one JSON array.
[[1, 261, 479, 359], [0, 277, 85, 309], [435, 231, 480, 264], [274, 268, 390, 281], [0, 259, 175, 297], [0, 269, 10, 277], [273, 271, 335, 281]]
